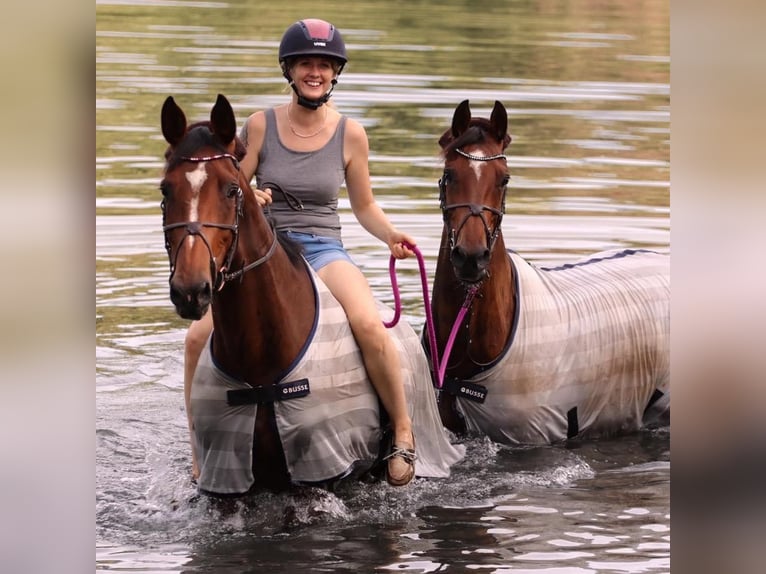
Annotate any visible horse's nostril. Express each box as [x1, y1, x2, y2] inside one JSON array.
[[198, 281, 212, 303], [169, 281, 212, 317], [451, 246, 466, 266], [169, 283, 183, 307], [450, 245, 491, 283], [189, 281, 212, 307], [451, 246, 489, 269]]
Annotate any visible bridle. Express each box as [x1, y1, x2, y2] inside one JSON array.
[[438, 147, 509, 259], [161, 152, 277, 292]]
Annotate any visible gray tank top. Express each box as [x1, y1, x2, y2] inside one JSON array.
[[254, 108, 346, 240]]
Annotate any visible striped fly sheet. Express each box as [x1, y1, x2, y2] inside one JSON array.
[[191, 265, 465, 494], [452, 248, 670, 444]]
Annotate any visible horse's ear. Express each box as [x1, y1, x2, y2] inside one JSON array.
[[210, 94, 237, 146], [161, 96, 187, 146], [490, 100, 508, 146], [451, 99, 472, 139]]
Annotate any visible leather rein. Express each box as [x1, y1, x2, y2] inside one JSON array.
[[161, 152, 278, 292]]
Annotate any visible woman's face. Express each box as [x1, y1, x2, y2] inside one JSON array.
[[289, 57, 338, 98]]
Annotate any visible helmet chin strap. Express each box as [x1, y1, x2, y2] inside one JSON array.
[[289, 78, 338, 110]]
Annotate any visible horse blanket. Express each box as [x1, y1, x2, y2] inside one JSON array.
[[191, 264, 465, 494], [449, 248, 670, 444]]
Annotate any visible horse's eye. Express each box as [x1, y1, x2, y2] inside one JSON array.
[[159, 182, 170, 198], [226, 182, 240, 198], [442, 170, 454, 185], [500, 175, 510, 188]]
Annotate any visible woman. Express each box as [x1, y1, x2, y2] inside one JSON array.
[[183, 18, 417, 486]]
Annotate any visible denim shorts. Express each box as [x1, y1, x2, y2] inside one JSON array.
[[283, 231, 355, 272]]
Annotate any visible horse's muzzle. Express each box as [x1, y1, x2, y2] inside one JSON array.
[[450, 245, 490, 284], [170, 280, 212, 320]]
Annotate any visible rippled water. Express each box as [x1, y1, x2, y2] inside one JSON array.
[[96, 0, 669, 571]]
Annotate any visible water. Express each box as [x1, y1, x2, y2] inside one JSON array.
[[96, 0, 669, 571]]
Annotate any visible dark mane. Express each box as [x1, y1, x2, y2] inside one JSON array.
[[164, 121, 247, 170], [276, 230, 305, 266], [441, 119, 495, 157]]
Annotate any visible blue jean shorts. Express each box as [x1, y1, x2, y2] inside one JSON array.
[[283, 231, 355, 272]]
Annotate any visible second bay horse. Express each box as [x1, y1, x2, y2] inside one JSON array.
[[160, 94, 463, 495], [430, 99, 670, 444]]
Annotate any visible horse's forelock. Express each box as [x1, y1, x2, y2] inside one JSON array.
[[165, 121, 246, 169], [442, 120, 495, 157]]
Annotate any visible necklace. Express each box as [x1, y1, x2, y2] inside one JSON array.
[[286, 103, 327, 138]]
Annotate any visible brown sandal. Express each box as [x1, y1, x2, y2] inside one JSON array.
[[384, 437, 416, 487]]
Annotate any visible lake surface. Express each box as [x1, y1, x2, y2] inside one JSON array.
[[96, 1, 669, 571]]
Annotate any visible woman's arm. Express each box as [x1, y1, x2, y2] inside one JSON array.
[[344, 118, 415, 258], [240, 111, 272, 206]]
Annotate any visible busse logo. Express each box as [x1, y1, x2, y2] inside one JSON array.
[[313, 41, 327, 47], [460, 386, 487, 402], [282, 383, 309, 394], [278, 378, 311, 400]]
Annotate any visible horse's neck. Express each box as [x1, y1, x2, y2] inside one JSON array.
[[210, 206, 315, 385], [432, 233, 515, 377]]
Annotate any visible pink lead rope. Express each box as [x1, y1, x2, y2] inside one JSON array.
[[383, 243, 477, 389]]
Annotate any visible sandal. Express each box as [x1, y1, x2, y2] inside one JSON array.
[[383, 435, 417, 487]]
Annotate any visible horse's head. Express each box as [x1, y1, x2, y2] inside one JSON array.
[[159, 94, 247, 320], [438, 100, 511, 284]]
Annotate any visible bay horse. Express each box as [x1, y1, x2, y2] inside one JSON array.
[[159, 94, 463, 495], [429, 99, 670, 444]]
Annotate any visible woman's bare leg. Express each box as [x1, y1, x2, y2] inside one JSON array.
[[318, 261, 415, 485]]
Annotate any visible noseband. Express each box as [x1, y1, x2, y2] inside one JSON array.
[[438, 147, 509, 257], [161, 152, 277, 292]]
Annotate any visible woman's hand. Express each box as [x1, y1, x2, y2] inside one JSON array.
[[253, 186, 273, 207], [388, 230, 416, 259]]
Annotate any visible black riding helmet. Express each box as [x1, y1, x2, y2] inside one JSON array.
[[278, 19, 347, 109]]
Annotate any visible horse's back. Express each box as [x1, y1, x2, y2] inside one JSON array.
[[536, 248, 669, 360], [456, 248, 669, 443], [538, 248, 670, 426]]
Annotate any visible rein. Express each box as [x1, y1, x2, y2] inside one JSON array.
[[384, 243, 478, 390], [161, 152, 278, 291], [219, 220, 279, 285]]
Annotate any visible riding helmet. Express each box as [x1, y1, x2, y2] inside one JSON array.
[[278, 19, 347, 109], [279, 19, 347, 70]]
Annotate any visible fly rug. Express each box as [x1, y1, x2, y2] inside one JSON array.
[[191, 266, 465, 494], [453, 248, 670, 444]]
